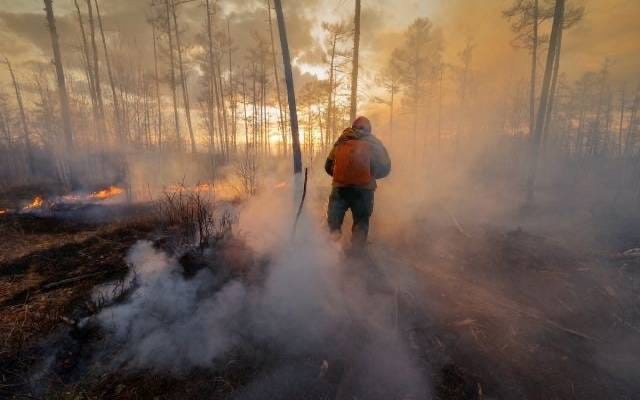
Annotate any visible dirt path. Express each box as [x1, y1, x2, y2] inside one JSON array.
[[372, 225, 640, 399]]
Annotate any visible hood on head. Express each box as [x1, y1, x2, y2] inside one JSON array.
[[352, 116, 372, 135]]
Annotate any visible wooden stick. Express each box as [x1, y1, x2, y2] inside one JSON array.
[[292, 167, 309, 238]]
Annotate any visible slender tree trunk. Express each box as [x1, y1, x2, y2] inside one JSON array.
[[74, 0, 97, 127], [205, 0, 226, 160], [227, 19, 238, 155], [171, 0, 196, 154], [44, 0, 74, 150], [349, 0, 361, 122], [5, 58, 34, 174], [205, 0, 216, 155], [267, 0, 287, 156], [529, 0, 539, 137], [152, 23, 163, 151], [216, 57, 230, 160], [526, 0, 565, 202], [86, 0, 104, 130], [95, 0, 123, 144], [242, 69, 249, 154], [542, 20, 564, 145], [163, 0, 181, 149], [326, 36, 337, 145], [273, 0, 302, 174]]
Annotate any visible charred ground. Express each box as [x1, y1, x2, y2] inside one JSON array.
[[1, 184, 639, 400]]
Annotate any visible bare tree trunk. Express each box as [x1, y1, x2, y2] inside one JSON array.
[[326, 36, 337, 145], [227, 19, 238, 155], [273, 0, 302, 174], [152, 23, 163, 151], [163, 0, 181, 149], [526, 0, 565, 202], [86, 0, 104, 139], [204, 0, 216, 156], [542, 19, 564, 145], [44, 0, 74, 151], [349, 0, 361, 122], [74, 0, 98, 131], [171, 0, 196, 154], [529, 0, 539, 138], [242, 69, 250, 154], [95, 0, 123, 144], [267, 0, 287, 156], [5, 58, 34, 174], [204, 0, 226, 161], [216, 56, 230, 160]]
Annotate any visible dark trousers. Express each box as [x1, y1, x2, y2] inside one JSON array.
[[327, 187, 374, 247]]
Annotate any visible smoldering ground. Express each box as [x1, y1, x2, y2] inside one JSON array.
[[92, 182, 431, 399]]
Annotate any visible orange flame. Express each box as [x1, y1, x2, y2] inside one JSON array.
[[0, 208, 8, 215], [90, 186, 124, 200], [25, 196, 44, 210]]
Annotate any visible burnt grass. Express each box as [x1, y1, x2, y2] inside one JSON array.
[[1, 210, 640, 399]]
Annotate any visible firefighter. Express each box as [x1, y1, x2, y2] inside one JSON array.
[[324, 116, 391, 249]]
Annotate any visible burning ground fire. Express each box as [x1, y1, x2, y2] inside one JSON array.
[[89, 186, 125, 200], [0, 208, 8, 215], [24, 196, 45, 210], [18, 186, 125, 214]]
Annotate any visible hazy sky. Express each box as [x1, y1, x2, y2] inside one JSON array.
[[0, 0, 638, 96]]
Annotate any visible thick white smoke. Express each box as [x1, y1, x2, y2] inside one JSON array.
[[95, 179, 430, 397], [97, 241, 247, 369]]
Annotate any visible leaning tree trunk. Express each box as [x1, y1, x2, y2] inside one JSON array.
[[44, 0, 74, 151], [273, 0, 302, 174], [349, 0, 361, 122], [526, 0, 565, 202]]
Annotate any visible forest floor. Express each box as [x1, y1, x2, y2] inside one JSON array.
[[1, 190, 640, 399]]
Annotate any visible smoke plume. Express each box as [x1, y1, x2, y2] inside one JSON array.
[[95, 182, 431, 398]]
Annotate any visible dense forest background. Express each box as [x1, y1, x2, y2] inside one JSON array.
[[0, 0, 638, 231]]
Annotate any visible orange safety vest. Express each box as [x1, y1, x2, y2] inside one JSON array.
[[332, 139, 372, 186]]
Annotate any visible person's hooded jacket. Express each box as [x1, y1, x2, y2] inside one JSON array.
[[324, 117, 391, 190]]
